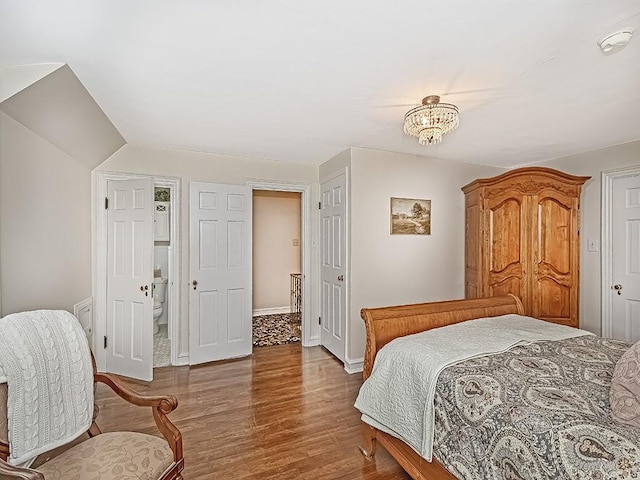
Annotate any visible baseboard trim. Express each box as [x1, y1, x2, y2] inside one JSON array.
[[302, 338, 320, 347], [174, 353, 189, 366], [344, 357, 364, 375], [253, 306, 290, 316]]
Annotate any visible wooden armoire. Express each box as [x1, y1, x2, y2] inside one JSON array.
[[462, 167, 590, 327]]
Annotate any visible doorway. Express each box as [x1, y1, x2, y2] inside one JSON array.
[[152, 182, 179, 368], [602, 166, 640, 341], [252, 190, 302, 347], [246, 180, 312, 346], [95, 172, 180, 380]]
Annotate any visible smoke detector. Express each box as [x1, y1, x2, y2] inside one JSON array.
[[598, 28, 633, 54]]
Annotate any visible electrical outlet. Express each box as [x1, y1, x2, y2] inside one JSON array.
[[292, 238, 300, 246]]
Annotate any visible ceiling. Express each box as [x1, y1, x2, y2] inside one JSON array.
[[1, 1, 639, 168]]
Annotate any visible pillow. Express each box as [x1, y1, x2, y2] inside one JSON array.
[[610, 341, 640, 428]]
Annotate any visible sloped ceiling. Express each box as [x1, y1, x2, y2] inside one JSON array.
[[0, 63, 62, 103], [0, 1, 639, 167], [0, 65, 126, 168]]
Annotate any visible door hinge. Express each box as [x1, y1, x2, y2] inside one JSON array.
[[319, 201, 322, 210], [318, 316, 321, 325], [104, 197, 109, 209], [104, 335, 108, 349]]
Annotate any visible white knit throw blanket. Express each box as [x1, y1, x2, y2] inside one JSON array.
[[0, 310, 94, 465]]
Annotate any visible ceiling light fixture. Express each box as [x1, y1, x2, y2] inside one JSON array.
[[598, 27, 633, 54], [403, 95, 459, 145]]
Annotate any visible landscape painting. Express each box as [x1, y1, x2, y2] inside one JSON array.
[[390, 197, 431, 235]]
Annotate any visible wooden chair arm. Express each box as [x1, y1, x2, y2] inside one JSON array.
[[0, 458, 43, 480], [95, 373, 178, 410], [94, 372, 183, 462]]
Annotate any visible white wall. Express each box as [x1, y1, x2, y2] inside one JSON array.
[[347, 147, 504, 362], [535, 140, 640, 335], [253, 190, 301, 312], [0, 111, 92, 314], [97, 143, 319, 359]]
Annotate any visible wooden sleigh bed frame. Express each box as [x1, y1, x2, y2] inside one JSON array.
[[358, 294, 525, 480]]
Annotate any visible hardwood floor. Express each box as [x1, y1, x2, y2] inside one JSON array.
[[95, 343, 411, 479]]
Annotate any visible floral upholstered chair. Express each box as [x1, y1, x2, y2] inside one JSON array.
[[0, 372, 184, 480], [0, 309, 183, 480]]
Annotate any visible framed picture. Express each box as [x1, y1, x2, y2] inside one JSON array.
[[390, 197, 431, 235]]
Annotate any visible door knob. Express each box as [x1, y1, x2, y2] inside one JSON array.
[[337, 275, 344, 282], [613, 284, 623, 295], [140, 285, 149, 296], [192, 280, 198, 290]]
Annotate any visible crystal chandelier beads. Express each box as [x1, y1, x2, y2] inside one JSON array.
[[403, 95, 459, 145], [419, 127, 443, 145]]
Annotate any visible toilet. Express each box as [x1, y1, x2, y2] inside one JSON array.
[[153, 277, 168, 334]]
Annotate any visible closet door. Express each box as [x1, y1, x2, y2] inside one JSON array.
[[530, 189, 579, 326], [483, 190, 529, 309]]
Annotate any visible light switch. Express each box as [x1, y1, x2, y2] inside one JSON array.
[[588, 239, 599, 252]]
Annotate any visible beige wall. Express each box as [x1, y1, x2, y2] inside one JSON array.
[[535, 140, 640, 335], [97, 144, 319, 358], [319, 148, 351, 179], [321, 147, 504, 364], [253, 190, 301, 311], [317, 141, 640, 364], [0, 111, 92, 315], [0, 64, 125, 318]]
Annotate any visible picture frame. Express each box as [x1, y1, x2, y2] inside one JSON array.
[[390, 197, 431, 235]]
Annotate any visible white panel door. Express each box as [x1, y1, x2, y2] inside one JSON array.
[[189, 182, 252, 365], [320, 173, 346, 361], [611, 174, 640, 342], [106, 178, 154, 381]]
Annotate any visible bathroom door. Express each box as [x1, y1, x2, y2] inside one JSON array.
[[189, 182, 252, 365], [105, 178, 154, 381]]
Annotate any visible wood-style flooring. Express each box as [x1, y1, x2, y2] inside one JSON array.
[[95, 343, 411, 479]]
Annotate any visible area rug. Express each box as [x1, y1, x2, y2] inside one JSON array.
[[253, 313, 301, 347]]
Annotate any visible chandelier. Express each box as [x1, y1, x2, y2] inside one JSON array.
[[403, 95, 459, 145]]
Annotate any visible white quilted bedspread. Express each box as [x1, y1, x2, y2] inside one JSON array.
[[0, 310, 94, 465], [353, 314, 591, 461]]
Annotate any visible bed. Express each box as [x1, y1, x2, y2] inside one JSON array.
[[355, 294, 636, 480]]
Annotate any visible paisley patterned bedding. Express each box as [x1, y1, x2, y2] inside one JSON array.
[[432, 335, 637, 480]]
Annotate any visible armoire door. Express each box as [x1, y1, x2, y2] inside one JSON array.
[[530, 190, 579, 325], [483, 191, 529, 308]]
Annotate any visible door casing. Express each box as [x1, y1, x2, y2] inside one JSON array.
[[246, 180, 315, 346]]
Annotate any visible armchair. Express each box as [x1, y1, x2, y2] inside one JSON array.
[[0, 371, 184, 480], [0, 308, 184, 480]]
